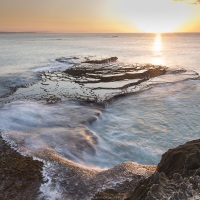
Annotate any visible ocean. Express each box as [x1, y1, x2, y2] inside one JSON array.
[[0, 33, 200, 199]]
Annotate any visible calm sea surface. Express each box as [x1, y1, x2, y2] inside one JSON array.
[[0, 33, 200, 167]]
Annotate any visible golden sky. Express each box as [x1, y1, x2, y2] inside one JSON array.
[[0, 0, 200, 33]]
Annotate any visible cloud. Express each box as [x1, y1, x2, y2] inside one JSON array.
[[174, 0, 200, 4]]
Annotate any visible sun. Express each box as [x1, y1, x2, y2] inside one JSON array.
[[112, 0, 194, 33], [132, 0, 193, 33]]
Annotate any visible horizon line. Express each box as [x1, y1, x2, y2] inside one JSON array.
[[0, 31, 200, 34]]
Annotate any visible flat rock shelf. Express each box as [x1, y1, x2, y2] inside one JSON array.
[[1, 56, 198, 106]]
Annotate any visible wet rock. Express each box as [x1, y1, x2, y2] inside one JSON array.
[[126, 140, 200, 200], [127, 171, 200, 200], [3, 55, 199, 106], [75, 139, 96, 156], [93, 189, 128, 200], [45, 96, 61, 104], [40, 156, 154, 200], [0, 135, 44, 200], [92, 163, 155, 200], [55, 56, 79, 63], [64, 63, 166, 83], [157, 139, 200, 177], [93, 140, 200, 200], [1, 55, 199, 107], [82, 57, 118, 64], [1, 62, 169, 105]]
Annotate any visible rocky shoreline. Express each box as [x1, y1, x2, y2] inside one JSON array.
[[0, 136, 199, 199], [94, 139, 200, 200]]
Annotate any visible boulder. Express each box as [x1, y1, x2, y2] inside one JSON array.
[[94, 140, 200, 200], [127, 139, 200, 200], [157, 139, 200, 177]]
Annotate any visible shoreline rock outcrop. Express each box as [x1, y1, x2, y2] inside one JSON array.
[[1, 56, 198, 106], [0, 133, 199, 199], [157, 139, 200, 178], [94, 139, 200, 200], [0, 136, 44, 200]]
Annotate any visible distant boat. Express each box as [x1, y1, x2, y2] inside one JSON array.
[[112, 35, 118, 38]]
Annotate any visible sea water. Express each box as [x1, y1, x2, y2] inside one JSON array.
[[0, 33, 200, 168]]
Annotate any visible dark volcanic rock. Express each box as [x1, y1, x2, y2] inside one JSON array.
[[0, 136, 44, 200], [157, 139, 200, 177]]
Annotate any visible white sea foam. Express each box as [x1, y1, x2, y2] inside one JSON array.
[[39, 162, 62, 200]]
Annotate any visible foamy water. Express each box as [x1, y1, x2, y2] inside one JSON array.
[[0, 33, 200, 198], [0, 34, 200, 167], [1, 79, 199, 169], [0, 100, 102, 165]]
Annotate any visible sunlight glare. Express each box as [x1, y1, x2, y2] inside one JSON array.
[[113, 0, 194, 33], [134, 0, 192, 33], [152, 34, 164, 65], [135, 0, 192, 33]]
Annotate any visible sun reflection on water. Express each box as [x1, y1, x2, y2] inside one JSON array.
[[152, 57, 164, 65], [152, 34, 164, 65], [153, 34, 162, 52]]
